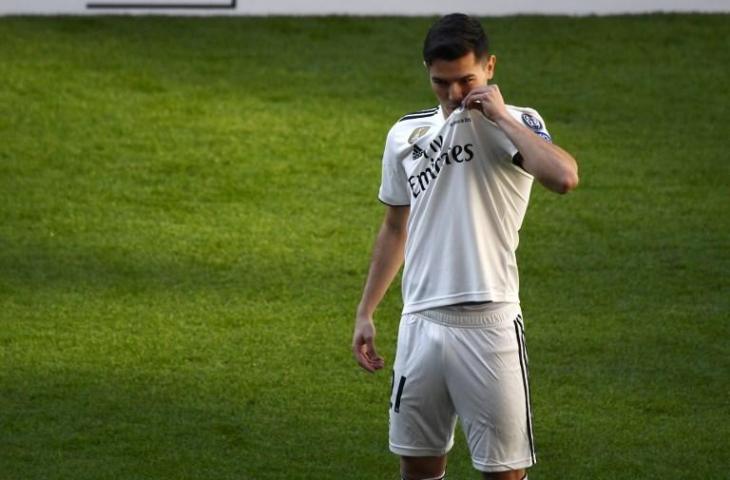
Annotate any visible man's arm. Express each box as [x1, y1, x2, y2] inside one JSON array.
[[463, 85, 579, 194], [352, 205, 410, 373]]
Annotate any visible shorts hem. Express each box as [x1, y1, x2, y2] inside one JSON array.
[[389, 442, 452, 458], [472, 457, 536, 473]]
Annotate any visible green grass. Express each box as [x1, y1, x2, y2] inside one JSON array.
[[0, 14, 728, 479]]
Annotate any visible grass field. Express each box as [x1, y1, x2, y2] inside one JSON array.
[[0, 13, 728, 480]]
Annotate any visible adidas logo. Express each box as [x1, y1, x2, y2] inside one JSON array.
[[412, 144, 425, 160]]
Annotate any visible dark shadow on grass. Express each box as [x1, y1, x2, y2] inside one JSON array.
[[0, 366, 388, 479]]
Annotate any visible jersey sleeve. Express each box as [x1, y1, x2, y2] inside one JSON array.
[[505, 106, 552, 168], [378, 127, 411, 206]]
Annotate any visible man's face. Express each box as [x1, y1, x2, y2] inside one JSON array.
[[427, 51, 496, 117]]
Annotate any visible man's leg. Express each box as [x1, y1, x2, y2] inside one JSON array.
[[444, 306, 535, 478], [401, 455, 447, 480], [390, 316, 456, 479], [482, 469, 527, 480]]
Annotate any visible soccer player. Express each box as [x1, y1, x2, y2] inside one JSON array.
[[351, 13, 579, 480]]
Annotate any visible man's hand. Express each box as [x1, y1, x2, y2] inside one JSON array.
[[462, 84, 509, 123], [352, 316, 385, 373]]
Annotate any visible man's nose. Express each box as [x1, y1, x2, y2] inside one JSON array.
[[448, 83, 463, 103]]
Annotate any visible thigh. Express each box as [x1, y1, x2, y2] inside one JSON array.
[[446, 310, 536, 472], [389, 315, 458, 458]]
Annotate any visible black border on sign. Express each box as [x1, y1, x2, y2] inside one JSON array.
[[87, 0, 236, 9]]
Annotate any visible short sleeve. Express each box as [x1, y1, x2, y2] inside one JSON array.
[[378, 128, 411, 206]]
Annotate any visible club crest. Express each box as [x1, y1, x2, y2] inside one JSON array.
[[408, 126, 431, 144]]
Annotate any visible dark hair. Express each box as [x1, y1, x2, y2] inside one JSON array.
[[422, 13, 489, 65]]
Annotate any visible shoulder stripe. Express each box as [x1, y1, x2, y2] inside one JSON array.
[[398, 107, 439, 122], [399, 112, 437, 122], [406, 107, 438, 116]]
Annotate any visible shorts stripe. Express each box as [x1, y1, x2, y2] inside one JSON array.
[[394, 375, 407, 413], [514, 315, 536, 464]]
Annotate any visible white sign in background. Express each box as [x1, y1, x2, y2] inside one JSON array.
[[85, 0, 235, 8], [0, 0, 728, 15]]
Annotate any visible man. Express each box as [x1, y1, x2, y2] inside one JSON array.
[[352, 13, 578, 480]]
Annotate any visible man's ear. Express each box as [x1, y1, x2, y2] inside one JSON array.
[[484, 54, 497, 80]]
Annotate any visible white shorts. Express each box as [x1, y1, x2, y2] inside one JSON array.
[[388, 303, 536, 473]]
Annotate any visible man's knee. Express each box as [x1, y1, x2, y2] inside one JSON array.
[[400, 455, 447, 480], [482, 469, 527, 480]]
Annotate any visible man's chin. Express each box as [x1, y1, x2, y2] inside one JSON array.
[[443, 104, 461, 117]]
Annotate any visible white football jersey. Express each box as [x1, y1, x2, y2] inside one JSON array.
[[379, 105, 551, 314]]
